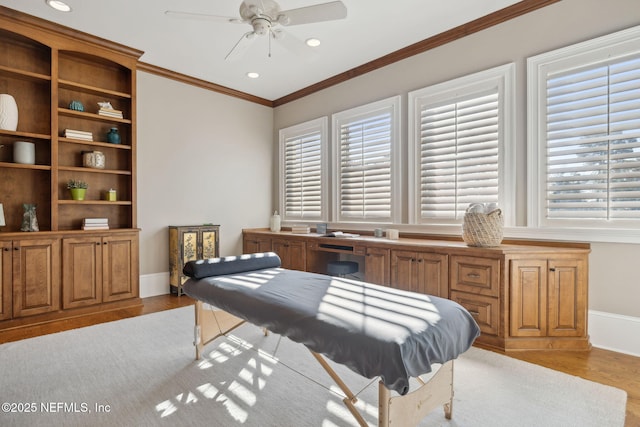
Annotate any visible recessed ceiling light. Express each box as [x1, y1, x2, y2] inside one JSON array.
[[306, 38, 321, 47], [246, 72, 260, 79], [45, 0, 72, 12]]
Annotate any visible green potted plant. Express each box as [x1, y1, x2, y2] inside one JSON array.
[[67, 179, 88, 200]]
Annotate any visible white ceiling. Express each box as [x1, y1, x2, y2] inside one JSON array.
[[2, 0, 522, 101]]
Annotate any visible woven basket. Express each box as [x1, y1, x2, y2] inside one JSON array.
[[462, 209, 504, 247]]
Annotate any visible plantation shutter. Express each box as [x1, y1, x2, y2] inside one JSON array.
[[545, 55, 640, 220], [419, 89, 500, 220], [283, 129, 323, 219], [338, 111, 392, 220]]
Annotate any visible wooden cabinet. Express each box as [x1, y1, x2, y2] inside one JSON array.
[[0, 9, 141, 332], [510, 256, 587, 339], [272, 238, 306, 271], [242, 229, 590, 351], [63, 232, 139, 308], [169, 225, 220, 295], [391, 250, 448, 298], [244, 234, 272, 253], [11, 237, 61, 318], [364, 247, 389, 286]]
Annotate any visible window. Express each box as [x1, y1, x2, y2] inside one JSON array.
[[408, 64, 515, 225], [278, 117, 327, 221], [332, 96, 401, 223], [528, 25, 640, 235]]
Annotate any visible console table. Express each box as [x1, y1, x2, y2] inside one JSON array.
[[243, 228, 591, 352]]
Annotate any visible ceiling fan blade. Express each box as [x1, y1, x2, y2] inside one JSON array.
[[164, 10, 241, 23], [278, 1, 347, 26], [272, 29, 317, 58], [225, 31, 257, 61]]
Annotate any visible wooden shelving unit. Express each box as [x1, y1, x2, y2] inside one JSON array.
[[0, 7, 143, 331]]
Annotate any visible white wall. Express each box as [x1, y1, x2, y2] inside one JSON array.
[[136, 72, 273, 290], [273, 0, 640, 355]]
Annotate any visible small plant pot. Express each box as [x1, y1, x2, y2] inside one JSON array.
[[70, 188, 86, 200]]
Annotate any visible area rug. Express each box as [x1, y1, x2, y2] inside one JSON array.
[[0, 306, 626, 427]]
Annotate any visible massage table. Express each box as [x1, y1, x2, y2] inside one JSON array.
[[182, 252, 480, 427]]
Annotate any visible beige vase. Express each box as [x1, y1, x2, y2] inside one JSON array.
[[0, 94, 18, 131]]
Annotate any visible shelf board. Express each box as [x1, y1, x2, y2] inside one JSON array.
[[58, 79, 131, 99], [58, 166, 132, 175], [0, 65, 51, 82], [0, 129, 51, 140], [0, 161, 51, 171], [58, 108, 132, 124], [58, 200, 132, 205], [58, 138, 131, 150]]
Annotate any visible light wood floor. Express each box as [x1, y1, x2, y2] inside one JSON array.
[[1, 294, 638, 426]]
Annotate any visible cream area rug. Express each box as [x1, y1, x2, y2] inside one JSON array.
[[0, 306, 626, 427]]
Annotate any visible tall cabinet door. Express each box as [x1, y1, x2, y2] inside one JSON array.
[[0, 240, 12, 320], [103, 233, 139, 302], [364, 247, 389, 286], [548, 258, 586, 337], [12, 238, 61, 318], [62, 236, 103, 309]]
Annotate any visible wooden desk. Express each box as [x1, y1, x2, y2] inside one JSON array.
[[243, 228, 591, 352]]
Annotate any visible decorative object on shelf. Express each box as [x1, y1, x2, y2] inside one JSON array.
[[106, 127, 121, 144], [82, 150, 105, 169], [462, 203, 504, 247], [13, 141, 35, 164], [97, 101, 113, 110], [103, 188, 117, 201], [0, 94, 18, 131], [64, 128, 93, 141], [386, 228, 399, 240], [0, 203, 5, 227], [69, 100, 84, 111], [97, 101, 123, 119], [316, 223, 327, 234], [67, 179, 88, 200], [374, 228, 384, 238], [20, 203, 39, 232], [270, 210, 281, 232]]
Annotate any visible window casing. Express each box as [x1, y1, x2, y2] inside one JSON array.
[[331, 96, 401, 223], [409, 64, 515, 225], [278, 117, 327, 221], [528, 25, 640, 234]]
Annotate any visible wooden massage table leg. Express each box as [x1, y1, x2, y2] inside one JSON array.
[[193, 300, 245, 360]]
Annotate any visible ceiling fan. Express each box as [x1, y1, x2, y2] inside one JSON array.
[[165, 0, 347, 61]]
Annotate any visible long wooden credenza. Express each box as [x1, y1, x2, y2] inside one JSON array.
[[243, 228, 591, 352]]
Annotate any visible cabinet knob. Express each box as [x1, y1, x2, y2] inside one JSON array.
[[549, 268, 556, 272], [96, 242, 101, 245], [14, 247, 19, 251], [3, 248, 9, 252]]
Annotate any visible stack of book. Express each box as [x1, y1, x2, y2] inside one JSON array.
[[64, 128, 93, 141], [291, 225, 310, 234], [82, 217, 109, 230], [98, 107, 124, 119]]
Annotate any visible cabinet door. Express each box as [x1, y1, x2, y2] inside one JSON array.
[[0, 241, 12, 320], [243, 234, 272, 253], [417, 252, 449, 298], [200, 227, 218, 259], [548, 258, 586, 337], [391, 250, 416, 291], [103, 233, 139, 302], [510, 259, 547, 337], [365, 247, 389, 286], [12, 238, 61, 317], [62, 236, 102, 309], [272, 239, 306, 271]]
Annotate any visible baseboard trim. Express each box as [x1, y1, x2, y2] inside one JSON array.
[[589, 310, 640, 357], [140, 272, 170, 298]]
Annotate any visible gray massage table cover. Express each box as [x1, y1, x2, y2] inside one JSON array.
[[183, 254, 480, 395]]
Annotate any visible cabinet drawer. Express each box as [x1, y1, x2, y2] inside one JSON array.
[[450, 255, 500, 297], [451, 291, 499, 336]]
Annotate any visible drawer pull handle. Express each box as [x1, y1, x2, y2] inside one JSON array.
[[467, 273, 480, 278]]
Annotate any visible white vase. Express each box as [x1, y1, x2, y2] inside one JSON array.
[[14, 141, 35, 165], [0, 94, 18, 131]]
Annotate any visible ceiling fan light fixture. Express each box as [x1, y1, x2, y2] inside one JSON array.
[[45, 0, 72, 12], [247, 72, 260, 79], [306, 38, 321, 47]]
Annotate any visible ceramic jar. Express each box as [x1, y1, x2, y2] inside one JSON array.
[[82, 151, 105, 169], [13, 141, 35, 164], [106, 127, 121, 144]]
